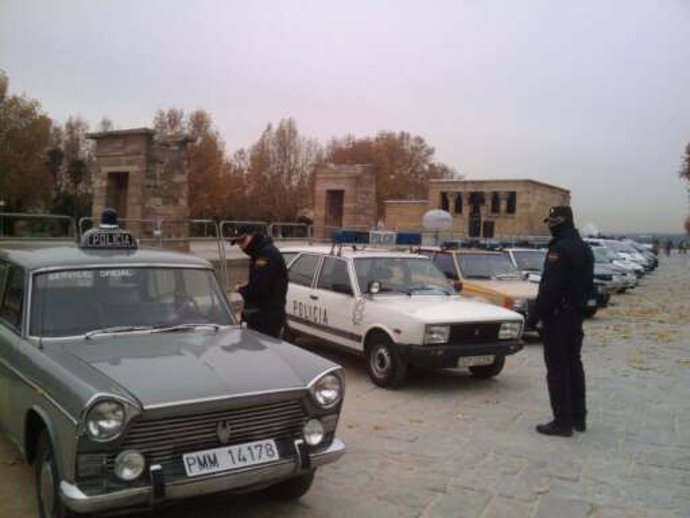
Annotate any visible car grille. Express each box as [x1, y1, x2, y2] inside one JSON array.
[[108, 398, 307, 480], [448, 322, 501, 343]]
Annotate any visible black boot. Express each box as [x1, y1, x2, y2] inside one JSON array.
[[536, 420, 573, 437], [573, 419, 586, 432]]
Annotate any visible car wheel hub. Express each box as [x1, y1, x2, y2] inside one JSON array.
[[40, 459, 55, 515], [371, 345, 391, 377]]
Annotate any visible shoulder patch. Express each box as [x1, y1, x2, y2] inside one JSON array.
[[255, 257, 268, 267], [547, 252, 560, 262]]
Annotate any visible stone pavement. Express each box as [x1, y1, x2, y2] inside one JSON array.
[[1, 255, 688, 518]]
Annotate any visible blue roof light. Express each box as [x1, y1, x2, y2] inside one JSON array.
[[395, 232, 422, 246], [332, 230, 370, 244]]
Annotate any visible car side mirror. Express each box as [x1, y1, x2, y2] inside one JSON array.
[[453, 280, 463, 293], [367, 280, 381, 294]]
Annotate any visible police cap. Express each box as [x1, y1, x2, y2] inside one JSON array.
[[228, 225, 254, 245], [544, 205, 574, 224]]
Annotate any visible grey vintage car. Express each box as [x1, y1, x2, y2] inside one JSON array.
[[0, 228, 345, 517]]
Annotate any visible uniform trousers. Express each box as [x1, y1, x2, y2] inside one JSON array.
[[541, 310, 586, 427], [245, 308, 286, 339]]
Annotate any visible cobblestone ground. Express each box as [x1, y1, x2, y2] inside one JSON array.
[[1, 255, 688, 518]]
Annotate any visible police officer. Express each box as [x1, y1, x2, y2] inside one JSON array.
[[535, 206, 594, 437], [233, 229, 288, 338]]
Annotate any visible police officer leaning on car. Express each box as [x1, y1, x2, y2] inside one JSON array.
[[233, 229, 288, 338], [535, 206, 594, 437]]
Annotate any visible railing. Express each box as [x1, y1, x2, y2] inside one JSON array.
[[0, 212, 77, 240]]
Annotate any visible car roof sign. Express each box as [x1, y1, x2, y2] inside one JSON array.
[[80, 227, 138, 249]]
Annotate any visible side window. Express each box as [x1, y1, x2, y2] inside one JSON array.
[[282, 252, 298, 267], [433, 254, 458, 280], [289, 254, 320, 287], [317, 258, 353, 295], [0, 266, 26, 331]]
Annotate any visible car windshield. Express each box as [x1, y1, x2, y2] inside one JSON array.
[[353, 257, 452, 295], [31, 267, 234, 337], [511, 250, 545, 272], [457, 253, 521, 279]]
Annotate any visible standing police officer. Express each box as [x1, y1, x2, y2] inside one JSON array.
[[535, 206, 594, 437], [233, 230, 288, 338]]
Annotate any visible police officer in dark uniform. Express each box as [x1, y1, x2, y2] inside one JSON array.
[[535, 206, 594, 437], [233, 230, 288, 338]]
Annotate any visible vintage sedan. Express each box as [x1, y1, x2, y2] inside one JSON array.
[[416, 248, 540, 332], [0, 227, 345, 517], [281, 238, 524, 388]]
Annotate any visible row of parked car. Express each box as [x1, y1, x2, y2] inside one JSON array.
[[0, 218, 657, 517], [278, 232, 657, 388]]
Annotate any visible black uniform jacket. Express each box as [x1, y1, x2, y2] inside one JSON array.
[[535, 228, 594, 319], [238, 234, 288, 312]]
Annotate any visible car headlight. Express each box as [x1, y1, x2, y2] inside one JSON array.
[[498, 321, 522, 340], [85, 400, 125, 441], [310, 373, 343, 409], [424, 324, 450, 344], [114, 450, 145, 481]]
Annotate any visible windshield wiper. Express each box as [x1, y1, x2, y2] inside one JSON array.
[[151, 323, 220, 333], [494, 273, 520, 280], [407, 284, 452, 296], [85, 325, 155, 339]]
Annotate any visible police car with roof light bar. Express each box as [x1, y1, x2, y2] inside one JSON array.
[[0, 212, 345, 517], [281, 231, 525, 388]]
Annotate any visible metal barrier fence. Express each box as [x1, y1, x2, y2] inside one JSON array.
[[0, 212, 77, 240]]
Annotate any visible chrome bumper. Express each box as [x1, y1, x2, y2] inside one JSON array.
[[60, 438, 346, 514]]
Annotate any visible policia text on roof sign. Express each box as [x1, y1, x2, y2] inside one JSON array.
[[82, 230, 136, 249]]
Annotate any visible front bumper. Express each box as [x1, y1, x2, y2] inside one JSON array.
[[60, 438, 345, 514], [397, 340, 523, 369]]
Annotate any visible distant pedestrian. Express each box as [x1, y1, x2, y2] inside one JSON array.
[[664, 239, 673, 256], [535, 206, 594, 437], [232, 228, 288, 338]]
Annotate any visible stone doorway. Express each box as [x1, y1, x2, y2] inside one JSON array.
[[326, 190, 344, 228], [105, 172, 129, 220]]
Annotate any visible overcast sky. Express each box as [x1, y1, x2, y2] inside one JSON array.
[[2, 0, 689, 233]]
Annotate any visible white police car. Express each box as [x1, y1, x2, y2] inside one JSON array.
[[282, 231, 525, 388]]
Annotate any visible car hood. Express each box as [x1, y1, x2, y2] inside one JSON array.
[[372, 295, 523, 323], [54, 327, 337, 408], [463, 279, 538, 299]]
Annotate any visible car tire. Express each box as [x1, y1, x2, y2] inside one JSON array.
[[469, 356, 505, 379], [266, 470, 315, 500], [366, 335, 408, 388], [35, 430, 74, 518]]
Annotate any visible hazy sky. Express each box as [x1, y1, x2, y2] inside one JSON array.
[[2, 0, 689, 233]]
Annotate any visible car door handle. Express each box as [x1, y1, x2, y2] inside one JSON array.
[[309, 295, 319, 300]]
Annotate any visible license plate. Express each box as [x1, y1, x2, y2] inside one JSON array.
[[183, 439, 279, 477], [587, 299, 597, 307], [457, 355, 495, 367]]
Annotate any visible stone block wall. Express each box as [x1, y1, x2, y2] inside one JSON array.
[[313, 164, 377, 238], [88, 128, 192, 249]]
